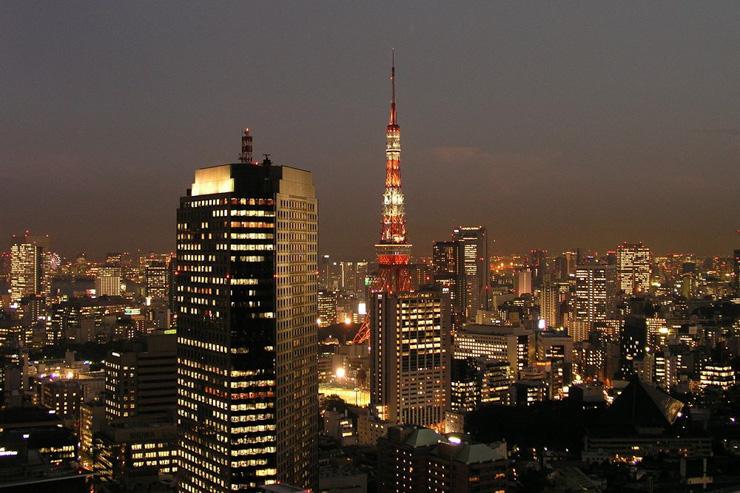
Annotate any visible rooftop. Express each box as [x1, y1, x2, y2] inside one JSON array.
[[595, 376, 684, 433]]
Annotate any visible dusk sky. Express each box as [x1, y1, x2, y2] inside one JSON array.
[[2, 2, 739, 259]]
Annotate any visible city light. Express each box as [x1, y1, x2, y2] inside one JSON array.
[[1, 8, 737, 492]]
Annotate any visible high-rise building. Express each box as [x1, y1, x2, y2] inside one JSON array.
[[453, 325, 533, 375], [452, 226, 489, 321], [617, 242, 651, 294], [145, 260, 168, 300], [433, 241, 458, 276], [451, 357, 512, 412], [96, 266, 122, 297], [539, 277, 560, 328], [450, 359, 479, 414], [372, 289, 450, 425], [104, 333, 176, 423], [515, 269, 532, 297], [558, 250, 578, 280], [10, 239, 44, 303], [318, 254, 333, 290], [536, 331, 574, 397], [175, 133, 318, 491], [317, 289, 337, 327], [619, 314, 648, 379], [529, 249, 548, 290], [432, 240, 461, 325], [575, 264, 607, 330]]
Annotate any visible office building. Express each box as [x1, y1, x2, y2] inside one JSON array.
[[79, 401, 105, 465], [452, 226, 489, 321], [105, 333, 176, 423], [10, 240, 44, 304], [145, 260, 168, 300], [529, 249, 548, 290], [371, 289, 450, 426], [95, 420, 177, 487], [514, 269, 532, 297], [377, 425, 508, 493], [539, 278, 560, 328], [511, 380, 548, 406], [699, 365, 735, 390], [450, 359, 479, 414], [451, 357, 512, 412], [536, 331, 574, 396], [617, 242, 651, 294], [619, 314, 648, 379], [432, 240, 461, 326], [453, 324, 532, 375], [317, 289, 337, 327], [95, 266, 122, 297], [38, 377, 82, 421], [175, 133, 318, 492], [574, 264, 607, 330]]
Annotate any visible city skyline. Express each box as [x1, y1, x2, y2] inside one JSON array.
[[2, 3, 739, 258], [1, 6, 739, 489]]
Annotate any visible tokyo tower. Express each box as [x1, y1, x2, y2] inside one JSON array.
[[353, 51, 412, 344]]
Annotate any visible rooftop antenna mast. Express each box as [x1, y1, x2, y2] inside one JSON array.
[[239, 128, 253, 164]]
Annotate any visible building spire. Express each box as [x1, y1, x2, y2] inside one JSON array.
[[389, 49, 397, 126]]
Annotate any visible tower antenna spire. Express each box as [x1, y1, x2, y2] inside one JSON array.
[[389, 49, 397, 125]]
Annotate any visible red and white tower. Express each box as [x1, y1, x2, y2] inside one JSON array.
[[375, 50, 412, 293], [354, 51, 411, 344]]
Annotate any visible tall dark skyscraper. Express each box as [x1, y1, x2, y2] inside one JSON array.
[[619, 314, 648, 379], [432, 240, 460, 324], [452, 226, 489, 321], [175, 134, 318, 492]]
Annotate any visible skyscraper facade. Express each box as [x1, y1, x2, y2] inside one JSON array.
[[617, 242, 651, 294], [515, 269, 532, 297], [145, 260, 169, 300], [432, 240, 460, 323], [175, 140, 318, 492], [10, 236, 45, 303], [452, 226, 489, 321], [372, 289, 450, 425], [105, 333, 176, 423], [96, 266, 122, 297], [540, 277, 560, 328], [575, 264, 608, 329]]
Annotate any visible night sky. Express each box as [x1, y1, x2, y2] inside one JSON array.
[[2, 2, 739, 259]]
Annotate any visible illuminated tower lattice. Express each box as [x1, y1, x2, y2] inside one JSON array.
[[353, 52, 411, 344]]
